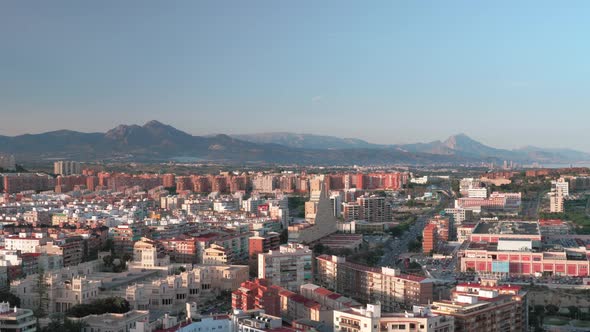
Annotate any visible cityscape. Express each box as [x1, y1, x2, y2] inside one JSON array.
[[2, 2, 590, 332]]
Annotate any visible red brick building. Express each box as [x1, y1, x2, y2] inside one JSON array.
[[232, 279, 281, 317]]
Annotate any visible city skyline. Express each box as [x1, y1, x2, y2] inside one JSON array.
[[2, 1, 590, 150]]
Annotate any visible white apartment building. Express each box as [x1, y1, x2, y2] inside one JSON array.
[[551, 178, 569, 197], [549, 192, 564, 213], [258, 243, 312, 292], [4, 233, 48, 253], [334, 304, 454, 332]]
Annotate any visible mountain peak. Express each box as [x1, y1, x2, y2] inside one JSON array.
[[143, 120, 166, 128]]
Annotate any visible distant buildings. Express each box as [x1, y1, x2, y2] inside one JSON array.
[[288, 179, 338, 243], [455, 192, 521, 213], [549, 177, 568, 213], [460, 220, 590, 276], [53, 160, 81, 176], [0, 154, 16, 171], [1, 173, 54, 193]]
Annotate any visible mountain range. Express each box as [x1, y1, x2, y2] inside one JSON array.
[[1, 121, 589, 165]]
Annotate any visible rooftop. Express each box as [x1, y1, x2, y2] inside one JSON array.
[[473, 220, 540, 236]]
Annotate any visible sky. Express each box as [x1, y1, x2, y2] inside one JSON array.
[[1, 1, 590, 150]]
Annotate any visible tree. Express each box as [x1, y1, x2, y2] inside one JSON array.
[[313, 243, 326, 255], [568, 305, 580, 319], [34, 268, 49, 318], [103, 254, 114, 267], [279, 229, 288, 244], [67, 297, 131, 318], [407, 240, 422, 253], [102, 238, 114, 253], [545, 304, 559, 315], [42, 314, 88, 332]]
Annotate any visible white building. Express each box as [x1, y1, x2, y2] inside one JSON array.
[[4, 233, 48, 253], [551, 178, 569, 197], [258, 243, 312, 292], [334, 304, 454, 332], [80, 310, 150, 332], [0, 302, 37, 332], [467, 188, 487, 198], [549, 192, 564, 213]]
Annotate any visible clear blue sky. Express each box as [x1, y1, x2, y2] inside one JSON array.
[[1, 1, 590, 150]]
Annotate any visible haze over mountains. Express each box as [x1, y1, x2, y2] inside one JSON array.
[[1, 121, 589, 165]]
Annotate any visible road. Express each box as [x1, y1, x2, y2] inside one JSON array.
[[521, 189, 547, 220], [379, 189, 452, 268]]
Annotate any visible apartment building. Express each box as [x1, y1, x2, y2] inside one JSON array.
[[316, 255, 433, 311], [0, 302, 37, 332], [333, 304, 454, 332], [53, 161, 81, 176], [430, 280, 527, 332], [258, 243, 312, 292]]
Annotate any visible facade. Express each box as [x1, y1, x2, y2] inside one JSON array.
[[258, 243, 312, 292], [357, 195, 387, 223], [232, 279, 282, 317], [431, 280, 527, 332], [203, 244, 232, 265], [443, 208, 473, 225], [53, 161, 82, 176], [126, 265, 248, 311], [422, 224, 436, 254], [2, 173, 55, 193], [132, 238, 170, 268], [248, 230, 281, 258], [316, 255, 433, 311], [460, 239, 590, 276], [11, 261, 101, 314], [549, 192, 564, 213], [334, 304, 454, 332], [551, 178, 569, 197]]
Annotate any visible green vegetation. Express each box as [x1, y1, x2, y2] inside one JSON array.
[[544, 316, 569, 326], [408, 240, 422, 252], [288, 196, 308, 218], [66, 297, 130, 318], [102, 254, 128, 272], [41, 315, 88, 332], [540, 197, 590, 234], [35, 268, 49, 317]]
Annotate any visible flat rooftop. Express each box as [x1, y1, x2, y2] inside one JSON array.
[[473, 220, 540, 236]]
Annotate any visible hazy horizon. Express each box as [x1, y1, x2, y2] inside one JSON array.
[[2, 1, 590, 150]]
